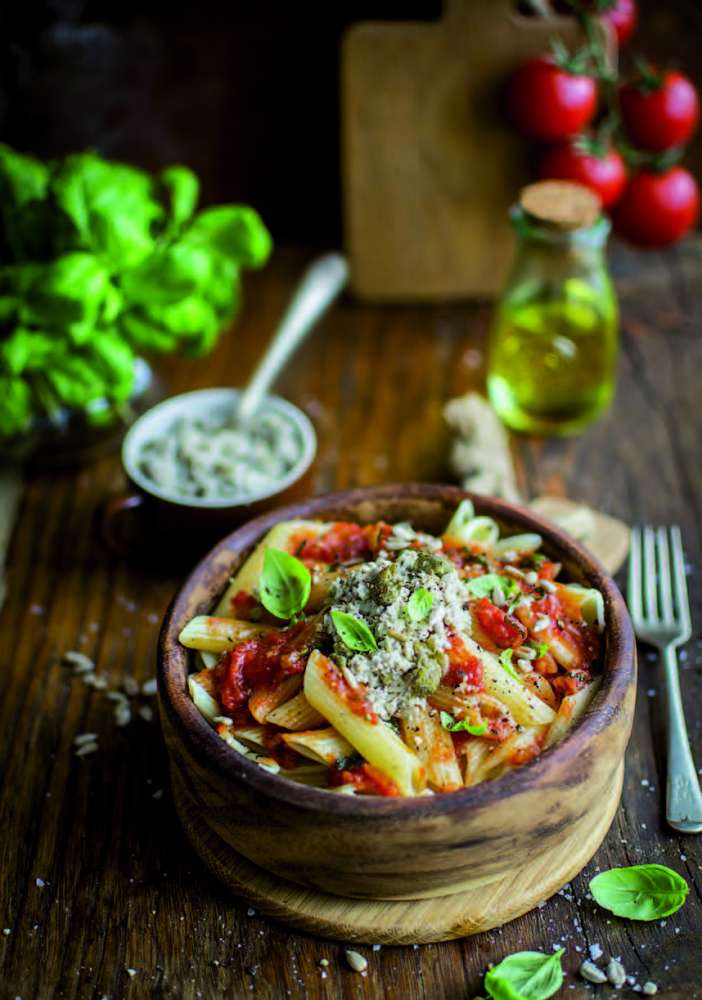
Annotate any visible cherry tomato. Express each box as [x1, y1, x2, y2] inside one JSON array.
[[620, 69, 699, 152], [600, 0, 637, 47], [507, 57, 598, 142], [538, 140, 627, 209], [612, 167, 700, 248]]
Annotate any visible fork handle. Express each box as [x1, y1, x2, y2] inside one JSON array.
[[663, 644, 702, 833]]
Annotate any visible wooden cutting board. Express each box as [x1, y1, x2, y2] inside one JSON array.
[[342, 1, 591, 301]]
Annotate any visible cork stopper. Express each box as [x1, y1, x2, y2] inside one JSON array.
[[519, 180, 602, 230]]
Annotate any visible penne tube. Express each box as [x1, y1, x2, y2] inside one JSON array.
[[492, 533, 542, 557], [304, 651, 425, 795], [199, 650, 219, 670], [281, 727, 354, 766], [543, 678, 601, 750], [307, 565, 343, 612], [215, 519, 331, 614], [461, 738, 494, 787], [401, 707, 462, 793], [265, 691, 326, 731], [216, 724, 280, 772], [465, 636, 556, 726], [230, 725, 268, 751], [179, 615, 272, 654], [276, 764, 330, 787], [248, 675, 303, 724], [188, 669, 221, 721], [470, 725, 546, 785]]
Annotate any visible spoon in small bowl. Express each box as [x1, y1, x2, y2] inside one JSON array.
[[103, 253, 349, 557]]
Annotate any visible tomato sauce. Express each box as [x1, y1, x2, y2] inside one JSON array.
[[473, 597, 526, 648], [229, 589, 260, 617], [328, 763, 400, 796], [442, 633, 483, 690], [292, 522, 374, 564], [261, 728, 302, 770], [217, 621, 312, 714], [320, 656, 379, 723]]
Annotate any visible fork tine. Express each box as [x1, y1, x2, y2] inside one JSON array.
[[656, 526, 675, 626], [670, 525, 692, 641], [642, 525, 659, 622], [627, 526, 643, 623]]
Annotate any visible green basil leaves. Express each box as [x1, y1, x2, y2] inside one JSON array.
[[259, 548, 311, 621], [466, 574, 520, 601], [484, 948, 564, 1000], [439, 710, 487, 736], [499, 648, 522, 683], [589, 864, 689, 921], [330, 610, 378, 652], [406, 587, 433, 622]]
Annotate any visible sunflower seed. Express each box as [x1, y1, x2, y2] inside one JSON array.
[[579, 960, 607, 984], [345, 949, 368, 973]]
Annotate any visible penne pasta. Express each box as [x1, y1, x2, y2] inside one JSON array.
[[182, 502, 605, 797], [401, 707, 462, 793], [265, 691, 326, 731], [248, 675, 303, 724], [543, 679, 601, 750], [304, 651, 425, 795], [188, 669, 221, 721], [179, 615, 272, 653], [280, 727, 354, 766]]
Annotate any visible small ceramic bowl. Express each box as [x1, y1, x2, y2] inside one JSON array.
[[157, 485, 636, 939], [101, 387, 317, 558]]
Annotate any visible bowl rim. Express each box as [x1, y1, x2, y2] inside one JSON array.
[[121, 387, 318, 510], [158, 483, 635, 818]]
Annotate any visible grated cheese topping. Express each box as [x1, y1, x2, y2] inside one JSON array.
[[326, 548, 471, 720]]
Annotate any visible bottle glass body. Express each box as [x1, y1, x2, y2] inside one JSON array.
[[487, 210, 618, 436]]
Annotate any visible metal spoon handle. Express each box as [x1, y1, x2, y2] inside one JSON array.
[[236, 253, 349, 423]]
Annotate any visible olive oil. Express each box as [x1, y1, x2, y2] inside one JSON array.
[[488, 182, 619, 436]]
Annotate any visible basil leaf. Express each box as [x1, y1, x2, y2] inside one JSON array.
[[259, 547, 311, 621], [529, 642, 549, 658], [439, 710, 487, 736], [499, 648, 522, 682], [466, 574, 519, 600], [160, 165, 199, 232], [484, 948, 564, 1000], [331, 610, 378, 652], [406, 587, 433, 622], [589, 864, 689, 921], [186, 205, 272, 267]]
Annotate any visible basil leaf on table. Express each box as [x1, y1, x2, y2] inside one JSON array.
[[589, 864, 689, 920], [259, 548, 311, 621], [406, 587, 433, 622], [484, 948, 564, 1000], [331, 610, 378, 653], [0, 143, 51, 260], [439, 710, 487, 736]]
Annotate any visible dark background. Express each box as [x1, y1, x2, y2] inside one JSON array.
[[1, 0, 701, 245]]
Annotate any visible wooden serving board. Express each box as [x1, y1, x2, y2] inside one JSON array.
[[174, 762, 623, 944], [342, 0, 589, 301]]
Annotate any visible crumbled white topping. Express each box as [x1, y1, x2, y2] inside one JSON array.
[[141, 678, 158, 697], [327, 548, 471, 720]]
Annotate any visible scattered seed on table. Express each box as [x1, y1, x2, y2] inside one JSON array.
[[2, 928, 10, 935], [607, 958, 627, 987], [63, 651, 94, 673], [319, 958, 329, 967], [107, 691, 129, 704], [75, 741, 99, 757], [580, 960, 607, 984], [123, 677, 139, 696], [642, 983, 658, 996], [114, 706, 132, 727], [73, 733, 99, 746], [35, 878, 45, 888], [345, 949, 368, 973], [142, 678, 158, 697], [138, 705, 154, 722], [152, 789, 163, 800], [126, 967, 138, 977]]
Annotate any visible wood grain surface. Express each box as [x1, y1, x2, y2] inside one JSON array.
[[1, 243, 701, 998]]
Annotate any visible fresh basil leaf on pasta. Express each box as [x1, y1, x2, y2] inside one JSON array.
[[484, 948, 564, 1000], [530, 642, 549, 657], [259, 547, 311, 620], [439, 711, 487, 736], [331, 610, 378, 652], [499, 648, 522, 682], [406, 587, 433, 622], [589, 864, 689, 921]]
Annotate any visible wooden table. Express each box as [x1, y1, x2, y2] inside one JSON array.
[[2, 244, 701, 1000]]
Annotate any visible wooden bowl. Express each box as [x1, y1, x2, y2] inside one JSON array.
[[158, 484, 636, 942]]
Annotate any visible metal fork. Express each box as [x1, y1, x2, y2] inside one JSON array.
[[628, 525, 702, 833]]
